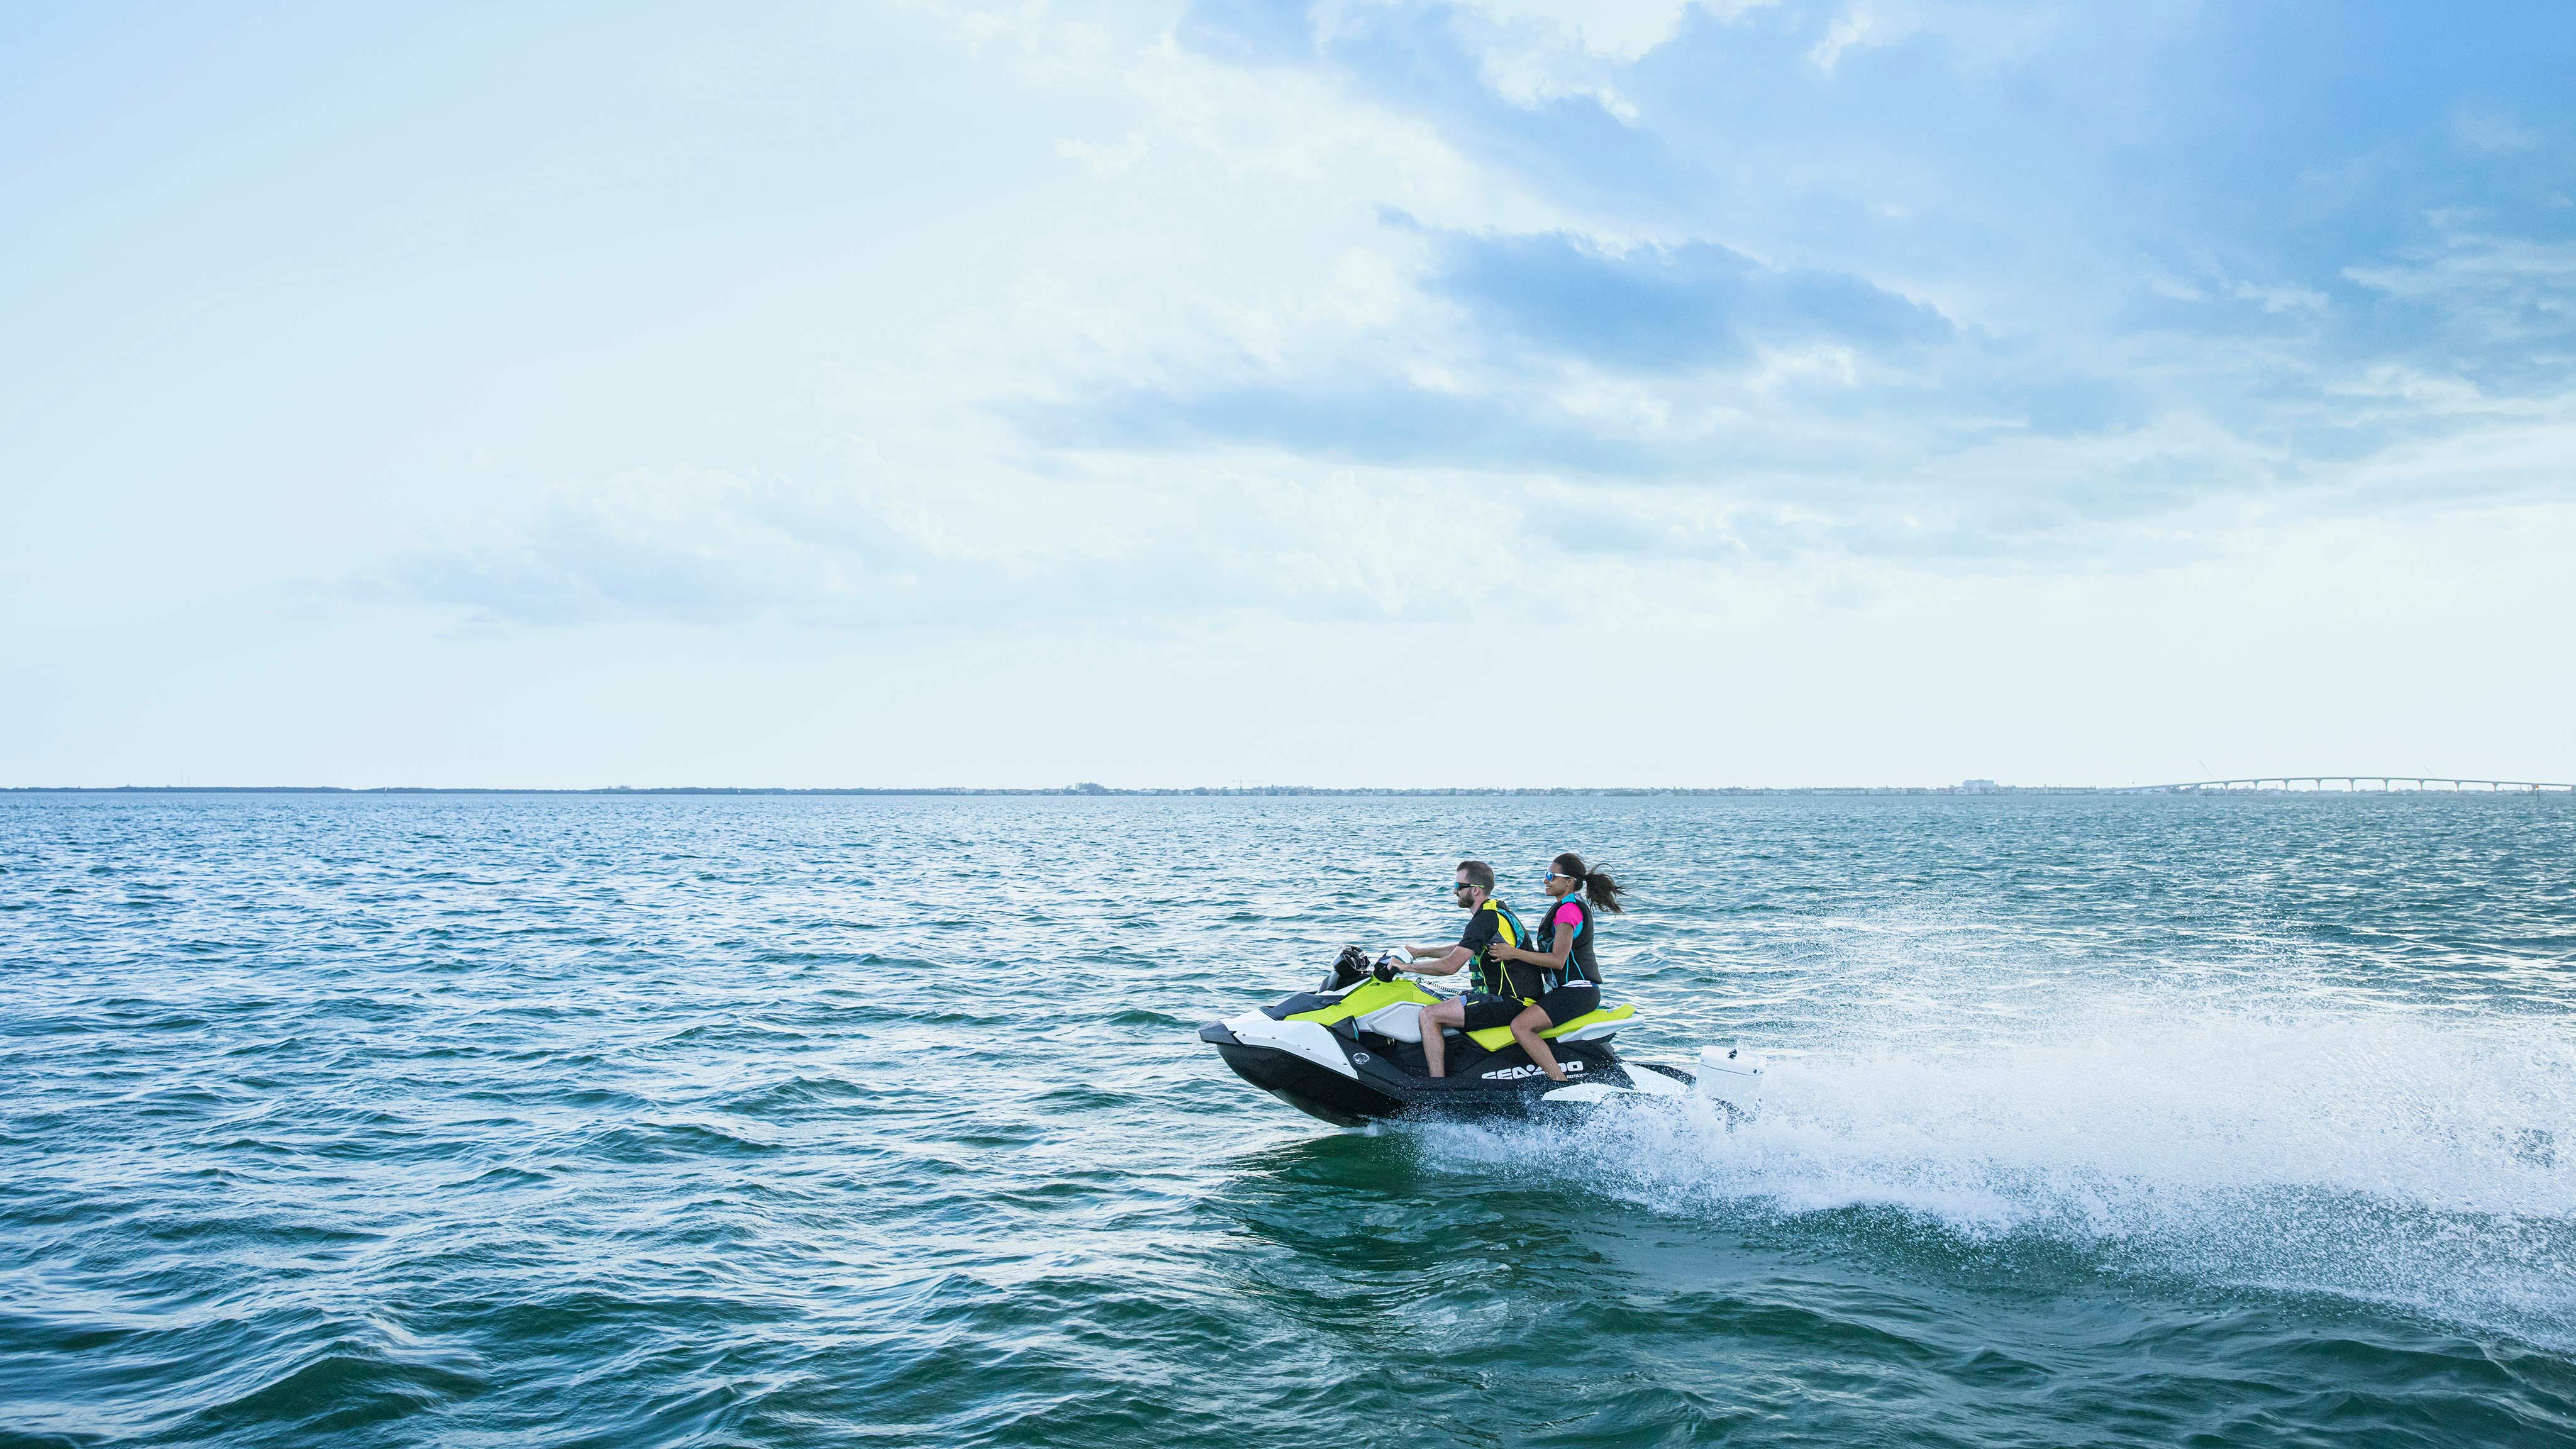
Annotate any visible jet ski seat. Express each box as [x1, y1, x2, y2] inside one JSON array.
[[1352, 1000, 1640, 1050], [1536, 1001, 1637, 1041], [1473, 1001, 1636, 1050]]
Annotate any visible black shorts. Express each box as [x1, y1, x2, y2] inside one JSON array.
[[1458, 992, 1530, 1031], [1535, 983, 1601, 1027]]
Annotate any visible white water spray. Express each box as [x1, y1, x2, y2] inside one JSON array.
[[1420, 992, 2576, 1346]]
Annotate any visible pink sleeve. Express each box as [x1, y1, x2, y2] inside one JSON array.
[[1553, 903, 1582, 928]]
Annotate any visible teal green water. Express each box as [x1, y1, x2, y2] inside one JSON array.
[[3, 794, 2572, 1446]]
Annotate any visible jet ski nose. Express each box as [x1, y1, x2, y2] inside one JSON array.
[[1197, 1021, 1240, 1045]]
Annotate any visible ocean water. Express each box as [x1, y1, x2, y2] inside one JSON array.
[[3, 792, 2573, 1448]]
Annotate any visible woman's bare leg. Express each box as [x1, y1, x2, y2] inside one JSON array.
[[1509, 1002, 1567, 1082]]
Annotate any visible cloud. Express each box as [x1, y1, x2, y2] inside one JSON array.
[[1021, 381, 1675, 475], [2342, 230, 2576, 337], [1172, 0, 1316, 65], [370, 0, 2576, 635], [1807, 6, 1882, 72], [358, 463, 1559, 631], [1418, 223, 1952, 369], [360, 470, 932, 629], [1452, 0, 1721, 63], [1175, 0, 1682, 214], [2453, 108, 2540, 155]]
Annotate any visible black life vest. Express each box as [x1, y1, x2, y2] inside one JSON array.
[[1470, 897, 1532, 999], [1536, 894, 1601, 990]]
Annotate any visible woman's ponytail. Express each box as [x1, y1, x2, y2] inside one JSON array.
[[1553, 852, 1625, 914], [1584, 867, 1625, 914]]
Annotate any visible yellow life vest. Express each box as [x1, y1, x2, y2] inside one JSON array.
[[1472, 897, 1531, 1000]]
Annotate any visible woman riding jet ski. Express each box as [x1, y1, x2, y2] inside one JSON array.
[[1196, 944, 1693, 1125], [1198, 857, 1762, 1126]]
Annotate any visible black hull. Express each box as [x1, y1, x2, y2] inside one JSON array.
[[1210, 1039, 1388, 1126], [1200, 1020, 1669, 1126]]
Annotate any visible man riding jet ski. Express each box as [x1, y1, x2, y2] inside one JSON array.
[[1196, 944, 1697, 1126], [1205, 850, 1772, 1124], [1198, 858, 1763, 1126]]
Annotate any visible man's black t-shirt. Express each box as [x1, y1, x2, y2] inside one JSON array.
[[1457, 903, 1501, 958], [1456, 899, 1541, 1000]]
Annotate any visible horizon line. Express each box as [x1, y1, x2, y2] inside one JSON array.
[[6, 781, 2570, 798], [0, 784, 2090, 796]]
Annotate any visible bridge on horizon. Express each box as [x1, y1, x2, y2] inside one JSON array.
[[2113, 776, 2573, 795]]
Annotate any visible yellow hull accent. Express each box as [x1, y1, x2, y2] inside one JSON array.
[[1284, 977, 1440, 1026]]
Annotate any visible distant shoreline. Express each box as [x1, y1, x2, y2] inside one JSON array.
[[4, 784, 2093, 797], [7, 784, 2563, 799]]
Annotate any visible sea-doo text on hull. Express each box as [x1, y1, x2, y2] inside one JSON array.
[[1199, 948, 1761, 1127]]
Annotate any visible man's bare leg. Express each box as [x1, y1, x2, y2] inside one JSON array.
[[1419, 998, 1466, 1077]]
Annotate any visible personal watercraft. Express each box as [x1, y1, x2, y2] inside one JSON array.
[[1199, 948, 1765, 1127]]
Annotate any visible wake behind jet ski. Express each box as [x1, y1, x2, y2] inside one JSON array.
[[1197, 947, 1765, 1126]]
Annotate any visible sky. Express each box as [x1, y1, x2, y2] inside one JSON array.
[[4, 0, 2573, 789]]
